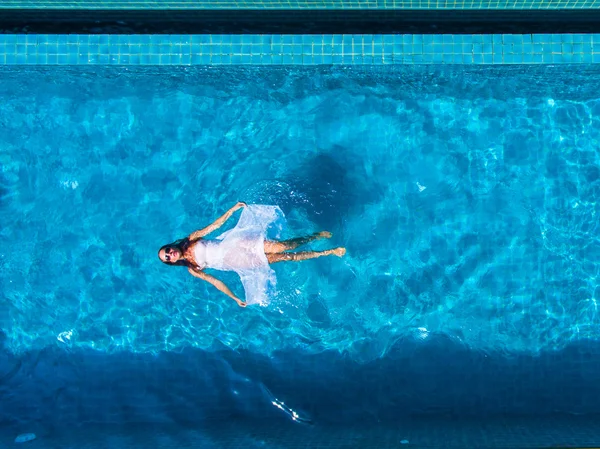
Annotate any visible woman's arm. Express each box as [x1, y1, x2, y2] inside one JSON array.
[[188, 202, 246, 241], [188, 266, 247, 307]]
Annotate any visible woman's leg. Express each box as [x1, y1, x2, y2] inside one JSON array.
[[264, 231, 332, 254], [267, 247, 346, 264]]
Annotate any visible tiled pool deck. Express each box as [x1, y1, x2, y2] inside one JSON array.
[[0, 33, 599, 65], [1, 0, 599, 8]]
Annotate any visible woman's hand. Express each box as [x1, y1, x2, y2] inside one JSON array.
[[236, 299, 247, 308], [235, 201, 247, 210]]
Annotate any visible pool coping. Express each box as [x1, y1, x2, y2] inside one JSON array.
[[0, 33, 598, 65], [1, 0, 599, 9]]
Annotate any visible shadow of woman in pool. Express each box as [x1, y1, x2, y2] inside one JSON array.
[[280, 151, 384, 232]]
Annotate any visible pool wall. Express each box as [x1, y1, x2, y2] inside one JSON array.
[[1, 33, 600, 64], [2, 0, 600, 65]]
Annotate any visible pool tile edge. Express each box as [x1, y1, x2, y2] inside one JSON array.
[[0, 34, 599, 65]]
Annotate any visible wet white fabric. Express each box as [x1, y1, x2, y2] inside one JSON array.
[[194, 205, 285, 306]]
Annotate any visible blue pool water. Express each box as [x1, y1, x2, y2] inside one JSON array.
[[2, 65, 599, 359], [1, 66, 600, 437]]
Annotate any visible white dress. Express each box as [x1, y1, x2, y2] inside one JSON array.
[[193, 205, 285, 306]]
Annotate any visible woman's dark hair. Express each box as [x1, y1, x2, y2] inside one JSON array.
[[158, 238, 190, 266]]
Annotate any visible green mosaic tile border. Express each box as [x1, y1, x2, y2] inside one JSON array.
[[0, 34, 599, 64], [1, 0, 599, 9]]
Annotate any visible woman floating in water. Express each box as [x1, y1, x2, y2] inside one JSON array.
[[158, 202, 346, 307]]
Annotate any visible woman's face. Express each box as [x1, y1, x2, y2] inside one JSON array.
[[159, 246, 182, 264]]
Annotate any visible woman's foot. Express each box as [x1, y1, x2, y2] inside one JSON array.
[[315, 231, 333, 239], [333, 247, 346, 257]]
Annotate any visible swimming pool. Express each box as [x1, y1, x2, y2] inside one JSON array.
[[1, 64, 600, 443]]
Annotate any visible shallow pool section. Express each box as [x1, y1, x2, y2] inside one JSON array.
[[1, 65, 599, 363]]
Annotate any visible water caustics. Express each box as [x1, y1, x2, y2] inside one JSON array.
[[1, 65, 599, 361]]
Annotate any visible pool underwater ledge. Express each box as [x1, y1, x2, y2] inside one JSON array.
[[5, 339, 600, 448], [1, 33, 600, 65]]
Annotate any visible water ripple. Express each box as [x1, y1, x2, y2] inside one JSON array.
[[1, 65, 599, 361]]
